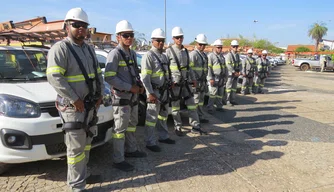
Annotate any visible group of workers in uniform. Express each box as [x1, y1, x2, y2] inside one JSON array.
[[46, 7, 271, 192]]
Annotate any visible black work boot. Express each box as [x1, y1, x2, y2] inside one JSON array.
[[146, 145, 161, 152], [112, 161, 134, 172], [86, 174, 102, 184], [175, 129, 186, 137], [125, 150, 147, 158], [159, 138, 176, 144], [191, 127, 208, 135]]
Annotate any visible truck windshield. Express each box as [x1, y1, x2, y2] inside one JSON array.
[[0, 49, 47, 81]]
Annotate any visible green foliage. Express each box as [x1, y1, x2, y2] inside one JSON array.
[[223, 39, 232, 47], [308, 22, 328, 51], [190, 40, 197, 45], [295, 46, 312, 52]]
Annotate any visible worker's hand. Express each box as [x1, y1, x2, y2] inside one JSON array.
[[73, 99, 85, 113], [192, 80, 197, 88], [210, 79, 215, 86], [130, 85, 140, 94], [95, 96, 103, 108], [234, 72, 240, 77], [148, 93, 158, 103], [243, 74, 247, 77]]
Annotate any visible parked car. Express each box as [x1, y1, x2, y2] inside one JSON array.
[[0, 46, 114, 175], [292, 56, 333, 71]]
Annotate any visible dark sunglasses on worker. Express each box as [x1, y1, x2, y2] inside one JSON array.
[[216, 47, 223, 49], [154, 39, 165, 43], [199, 44, 206, 46], [70, 22, 88, 29], [232, 46, 239, 48], [174, 36, 183, 39], [121, 33, 135, 39]]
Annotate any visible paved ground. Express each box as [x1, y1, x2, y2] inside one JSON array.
[[1, 64, 334, 192]]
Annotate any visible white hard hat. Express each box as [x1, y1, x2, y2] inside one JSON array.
[[262, 50, 268, 54], [172, 26, 184, 37], [195, 34, 208, 44], [247, 49, 253, 54], [64, 7, 89, 24], [115, 20, 134, 34], [212, 39, 223, 46], [231, 40, 239, 46], [151, 28, 165, 39]]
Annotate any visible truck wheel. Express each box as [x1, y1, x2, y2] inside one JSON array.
[[300, 64, 310, 71], [0, 163, 11, 175]]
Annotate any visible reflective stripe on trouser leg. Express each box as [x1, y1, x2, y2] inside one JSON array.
[[61, 106, 94, 191], [112, 105, 129, 163], [183, 85, 200, 128], [155, 89, 169, 141], [125, 104, 138, 153], [193, 90, 205, 119], [145, 101, 159, 146], [207, 85, 217, 111], [241, 77, 249, 94], [226, 77, 238, 102], [171, 86, 182, 130]]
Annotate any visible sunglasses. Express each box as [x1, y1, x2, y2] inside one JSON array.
[[174, 36, 184, 40], [154, 39, 165, 43], [262, 55, 267, 56], [70, 22, 88, 29], [121, 33, 134, 39], [232, 46, 239, 48], [199, 44, 206, 46], [216, 47, 223, 49]]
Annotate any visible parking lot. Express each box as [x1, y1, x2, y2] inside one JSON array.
[[1, 64, 334, 192]]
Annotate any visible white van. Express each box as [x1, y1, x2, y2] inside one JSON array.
[[0, 46, 114, 174]]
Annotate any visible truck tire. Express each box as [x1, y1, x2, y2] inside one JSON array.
[[300, 63, 310, 71], [0, 163, 11, 175]]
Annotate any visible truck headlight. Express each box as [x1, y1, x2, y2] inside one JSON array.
[[0, 94, 41, 118], [102, 87, 112, 107]]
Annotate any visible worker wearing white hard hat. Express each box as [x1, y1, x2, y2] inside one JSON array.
[[166, 27, 206, 136], [189, 34, 210, 124], [207, 39, 228, 113], [141, 28, 176, 153], [225, 40, 241, 105], [254, 50, 271, 93], [47, 7, 105, 191], [105, 20, 147, 172], [241, 49, 257, 95]]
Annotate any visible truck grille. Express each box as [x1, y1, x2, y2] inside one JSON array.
[[39, 102, 59, 117], [45, 124, 110, 155]]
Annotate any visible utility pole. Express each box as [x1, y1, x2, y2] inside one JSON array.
[[164, 0, 167, 45]]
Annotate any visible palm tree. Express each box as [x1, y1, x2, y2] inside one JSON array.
[[132, 31, 148, 50], [308, 22, 328, 51]]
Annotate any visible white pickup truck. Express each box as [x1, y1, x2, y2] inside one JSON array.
[[0, 46, 114, 174], [292, 56, 333, 71]]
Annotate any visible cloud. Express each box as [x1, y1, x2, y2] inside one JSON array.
[[268, 23, 297, 30]]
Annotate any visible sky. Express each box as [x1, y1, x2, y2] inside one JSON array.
[[1, 0, 334, 47]]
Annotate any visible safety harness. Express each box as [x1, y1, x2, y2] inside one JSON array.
[[229, 52, 240, 74], [245, 57, 256, 78], [60, 41, 102, 138], [169, 46, 193, 101], [112, 47, 142, 107], [194, 50, 208, 92], [214, 53, 226, 87], [258, 58, 268, 79], [148, 50, 172, 110]]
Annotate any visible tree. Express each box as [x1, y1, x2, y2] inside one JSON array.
[[132, 31, 148, 50], [190, 40, 197, 45], [295, 46, 312, 52], [308, 22, 328, 51]]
